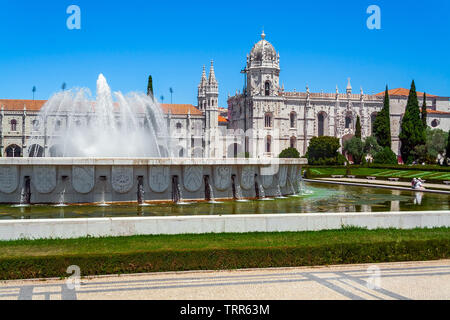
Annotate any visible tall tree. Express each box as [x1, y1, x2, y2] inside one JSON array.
[[421, 92, 428, 128], [147, 75, 153, 97], [446, 129, 450, 165], [399, 80, 426, 163], [373, 85, 391, 148], [355, 115, 362, 139]]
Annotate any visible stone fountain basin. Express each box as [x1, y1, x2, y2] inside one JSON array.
[[0, 158, 307, 204]]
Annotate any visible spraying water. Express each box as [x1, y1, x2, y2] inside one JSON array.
[[28, 74, 171, 157]]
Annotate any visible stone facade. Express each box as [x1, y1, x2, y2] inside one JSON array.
[[227, 32, 450, 158]]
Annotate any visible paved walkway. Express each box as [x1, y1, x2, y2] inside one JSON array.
[[311, 178, 450, 193], [0, 260, 449, 300]]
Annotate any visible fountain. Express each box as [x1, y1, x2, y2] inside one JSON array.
[[28, 74, 170, 157], [275, 184, 287, 199], [55, 188, 68, 207], [0, 75, 307, 205], [205, 176, 222, 204]]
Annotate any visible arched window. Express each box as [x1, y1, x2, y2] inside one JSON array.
[[265, 81, 270, 96], [290, 136, 296, 149], [176, 122, 182, 132], [431, 119, 439, 128], [28, 144, 44, 157], [345, 116, 352, 129], [318, 113, 325, 136], [5, 144, 21, 157], [264, 113, 272, 128], [32, 120, 40, 131], [10, 119, 17, 131], [266, 135, 272, 153], [55, 120, 62, 131], [290, 112, 296, 128]]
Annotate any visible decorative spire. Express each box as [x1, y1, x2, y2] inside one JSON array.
[[346, 77, 352, 94], [208, 60, 217, 85], [199, 65, 207, 87], [261, 29, 266, 40], [336, 85, 339, 94]]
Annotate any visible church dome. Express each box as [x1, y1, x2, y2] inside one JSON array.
[[248, 31, 279, 68]]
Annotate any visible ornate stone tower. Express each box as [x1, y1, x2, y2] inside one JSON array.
[[246, 31, 280, 97], [197, 65, 207, 111]]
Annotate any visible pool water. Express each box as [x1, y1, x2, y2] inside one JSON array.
[[1, 182, 449, 220]]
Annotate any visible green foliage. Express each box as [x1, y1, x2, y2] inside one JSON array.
[[446, 129, 450, 165], [343, 137, 364, 164], [0, 229, 448, 280], [363, 136, 382, 156], [373, 85, 392, 148], [373, 147, 398, 164], [147, 75, 153, 97], [399, 80, 426, 163], [422, 92, 428, 128], [306, 136, 341, 165], [279, 147, 300, 158], [355, 116, 362, 139], [426, 128, 448, 160]]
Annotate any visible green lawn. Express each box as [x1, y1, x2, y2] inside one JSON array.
[[0, 228, 449, 280], [309, 167, 450, 181]]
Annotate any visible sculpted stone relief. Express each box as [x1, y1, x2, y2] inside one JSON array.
[[0, 166, 18, 194], [240, 166, 255, 190], [148, 166, 170, 193], [213, 166, 231, 191], [32, 166, 56, 194], [72, 166, 95, 194], [111, 166, 134, 194], [183, 166, 203, 192]]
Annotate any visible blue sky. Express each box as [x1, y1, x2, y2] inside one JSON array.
[[0, 0, 449, 107]]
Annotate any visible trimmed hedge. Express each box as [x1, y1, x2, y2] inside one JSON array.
[[1, 239, 448, 280]]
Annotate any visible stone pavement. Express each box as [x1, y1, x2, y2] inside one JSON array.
[[0, 260, 449, 300]]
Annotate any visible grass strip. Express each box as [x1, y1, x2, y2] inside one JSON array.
[[0, 228, 449, 280]]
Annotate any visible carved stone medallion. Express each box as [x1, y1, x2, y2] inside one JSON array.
[[0, 166, 18, 194], [277, 165, 288, 187], [32, 166, 56, 194], [72, 166, 95, 194], [149, 166, 170, 193], [213, 166, 231, 191], [111, 166, 134, 194], [240, 166, 255, 190], [183, 166, 203, 192]]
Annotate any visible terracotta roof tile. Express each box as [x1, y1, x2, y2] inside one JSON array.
[[426, 109, 450, 115], [375, 88, 438, 98], [218, 115, 228, 122], [160, 104, 203, 115], [0, 99, 47, 111]]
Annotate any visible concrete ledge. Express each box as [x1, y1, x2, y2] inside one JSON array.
[[0, 211, 449, 240]]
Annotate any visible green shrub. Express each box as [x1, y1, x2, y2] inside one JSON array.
[[306, 136, 341, 164], [279, 147, 300, 158], [373, 147, 398, 164]]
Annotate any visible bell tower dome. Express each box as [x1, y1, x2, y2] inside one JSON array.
[[246, 31, 280, 97]]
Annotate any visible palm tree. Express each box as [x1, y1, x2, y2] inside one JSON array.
[[169, 87, 173, 103], [32, 86, 36, 100], [62, 82, 67, 91], [160, 95, 164, 103]]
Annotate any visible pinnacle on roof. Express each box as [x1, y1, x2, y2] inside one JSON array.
[[198, 65, 207, 88], [346, 78, 352, 94], [208, 60, 217, 85]]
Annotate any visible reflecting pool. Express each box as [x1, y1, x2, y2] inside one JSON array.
[[1, 182, 449, 220]]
